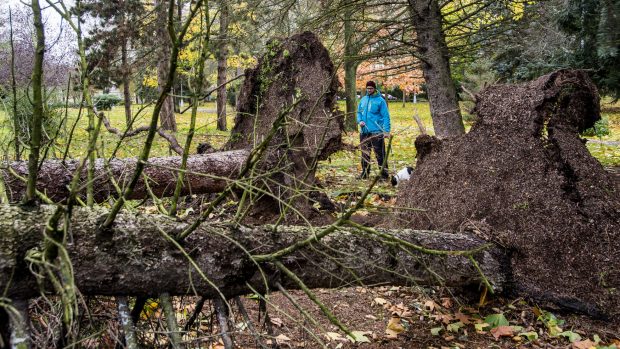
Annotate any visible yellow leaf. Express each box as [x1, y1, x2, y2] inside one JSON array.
[[385, 316, 405, 338], [325, 332, 344, 341], [373, 297, 388, 306], [348, 331, 372, 343]]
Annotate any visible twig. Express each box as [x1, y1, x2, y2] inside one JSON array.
[[183, 297, 206, 332], [213, 298, 234, 349], [245, 284, 327, 349], [161, 293, 182, 349], [100, 112, 184, 155], [8, 299, 30, 349], [468, 255, 495, 294], [461, 84, 477, 102], [413, 109, 427, 135], [234, 297, 270, 349], [178, 73, 245, 115], [274, 260, 353, 338], [274, 282, 324, 331], [177, 97, 301, 241], [102, 0, 204, 229], [130, 297, 147, 325], [117, 296, 138, 349]]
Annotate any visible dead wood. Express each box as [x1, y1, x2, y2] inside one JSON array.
[[0, 205, 505, 300], [225, 32, 343, 221], [1, 150, 251, 203], [394, 69, 620, 320], [100, 113, 184, 155]]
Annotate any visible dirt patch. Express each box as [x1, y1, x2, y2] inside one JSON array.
[[225, 31, 342, 223], [393, 70, 620, 321]]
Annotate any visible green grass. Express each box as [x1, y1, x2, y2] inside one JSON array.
[[317, 101, 437, 196], [585, 98, 620, 166], [0, 102, 236, 160], [0, 99, 618, 197]]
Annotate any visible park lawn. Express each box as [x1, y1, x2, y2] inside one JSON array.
[[586, 98, 620, 166], [0, 99, 618, 190], [0, 102, 236, 159]]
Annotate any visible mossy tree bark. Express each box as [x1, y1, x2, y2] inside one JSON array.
[[215, 0, 229, 132], [25, 0, 45, 204], [0, 205, 505, 300], [343, 0, 361, 132], [156, 0, 177, 132]]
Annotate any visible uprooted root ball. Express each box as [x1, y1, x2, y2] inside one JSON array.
[[394, 70, 620, 322]]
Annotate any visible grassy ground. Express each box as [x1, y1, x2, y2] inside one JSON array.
[[0, 99, 618, 181]]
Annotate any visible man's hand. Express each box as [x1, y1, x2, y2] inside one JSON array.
[[384, 132, 391, 138], [359, 121, 366, 127]]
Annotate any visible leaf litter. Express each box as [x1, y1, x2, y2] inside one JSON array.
[[228, 285, 619, 348]]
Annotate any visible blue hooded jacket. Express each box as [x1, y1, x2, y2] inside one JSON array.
[[357, 90, 391, 134]]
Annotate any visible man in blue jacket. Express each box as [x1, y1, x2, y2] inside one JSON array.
[[357, 80, 391, 179]]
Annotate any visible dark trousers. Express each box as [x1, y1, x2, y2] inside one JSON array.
[[360, 133, 388, 177]]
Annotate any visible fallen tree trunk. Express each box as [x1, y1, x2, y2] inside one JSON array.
[[0, 205, 506, 300], [1, 150, 251, 203]]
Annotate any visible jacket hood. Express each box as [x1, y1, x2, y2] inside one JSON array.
[[365, 88, 382, 97]]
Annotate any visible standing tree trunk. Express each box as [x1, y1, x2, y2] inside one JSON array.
[[156, 0, 177, 132], [9, 7, 20, 161], [343, 1, 360, 131], [25, 0, 45, 204], [408, 0, 465, 138], [120, 2, 133, 130], [122, 44, 133, 129], [216, 0, 229, 131]]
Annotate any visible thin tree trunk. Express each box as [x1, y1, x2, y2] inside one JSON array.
[[409, 0, 465, 138], [216, 0, 229, 131], [157, 0, 177, 132], [9, 7, 20, 161], [343, 60, 359, 132], [74, 0, 98, 207], [160, 293, 181, 349], [8, 299, 31, 349], [25, 0, 46, 204], [117, 297, 138, 349], [0, 204, 505, 300], [343, 2, 359, 132], [121, 25, 133, 130], [169, 1, 211, 215], [103, 0, 202, 228], [214, 298, 234, 349]]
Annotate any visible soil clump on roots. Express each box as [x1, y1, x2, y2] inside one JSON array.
[[394, 70, 620, 324], [225, 31, 342, 223]]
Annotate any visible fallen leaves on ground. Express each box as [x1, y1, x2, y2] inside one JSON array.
[[490, 325, 515, 340], [385, 316, 406, 339]]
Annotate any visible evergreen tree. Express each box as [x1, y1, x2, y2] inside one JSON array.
[[83, 0, 146, 127]]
